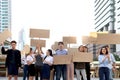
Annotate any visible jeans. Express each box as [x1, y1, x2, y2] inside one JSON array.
[[23, 65, 28, 80], [35, 66, 43, 80], [75, 68, 87, 80], [85, 62, 90, 80], [56, 65, 67, 80], [99, 67, 109, 80], [109, 69, 113, 80]]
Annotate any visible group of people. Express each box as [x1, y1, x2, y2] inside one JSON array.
[[0, 40, 116, 80], [1, 41, 54, 80]]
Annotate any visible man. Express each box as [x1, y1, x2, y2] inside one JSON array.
[[1, 41, 21, 80], [55, 42, 67, 80], [105, 45, 116, 80]]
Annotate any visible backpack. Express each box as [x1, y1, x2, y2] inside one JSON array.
[[35, 54, 43, 68]]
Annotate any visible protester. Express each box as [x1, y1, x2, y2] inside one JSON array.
[[55, 42, 67, 80], [22, 53, 29, 80], [34, 45, 44, 80], [42, 49, 53, 80], [74, 45, 87, 80], [98, 46, 110, 80], [27, 48, 35, 80], [1, 41, 21, 80], [83, 46, 90, 80]]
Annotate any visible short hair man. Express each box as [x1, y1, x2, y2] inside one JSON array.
[[55, 42, 67, 80], [1, 40, 21, 80]]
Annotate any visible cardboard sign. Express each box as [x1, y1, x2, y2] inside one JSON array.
[[73, 52, 93, 62], [63, 36, 76, 44], [90, 32, 108, 38], [82, 36, 96, 44], [31, 39, 46, 47], [0, 29, 11, 42], [30, 29, 50, 38], [53, 55, 72, 65], [67, 48, 78, 55], [96, 34, 120, 44]]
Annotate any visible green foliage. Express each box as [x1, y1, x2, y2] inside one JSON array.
[[93, 57, 98, 61], [113, 54, 120, 61]]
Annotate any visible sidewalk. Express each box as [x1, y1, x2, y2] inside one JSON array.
[[0, 77, 120, 80]]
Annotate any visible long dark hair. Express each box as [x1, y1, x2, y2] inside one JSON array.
[[83, 46, 88, 52], [47, 49, 53, 56], [100, 46, 108, 55], [78, 45, 84, 52]]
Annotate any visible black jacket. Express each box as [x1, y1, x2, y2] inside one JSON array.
[[1, 47, 21, 68]]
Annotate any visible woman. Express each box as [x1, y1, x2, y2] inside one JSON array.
[[34, 45, 44, 80], [22, 53, 29, 80], [26, 48, 35, 80], [98, 46, 111, 80], [42, 49, 53, 80], [83, 46, 90, 80], [74, 45, 87, 80]]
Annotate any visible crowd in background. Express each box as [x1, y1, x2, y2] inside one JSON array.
[[0, 40, 116, 80]]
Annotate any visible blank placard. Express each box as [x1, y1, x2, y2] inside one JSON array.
[[30, 39, 46, 47], [96, 33, 120, 44], [82, 36, 96, 44], [0, 29, 11, 42], [53, 55, 72, 65], [63, 36, 76, 44], [30, 29, 50, 38], [73, 52, 93, 62]]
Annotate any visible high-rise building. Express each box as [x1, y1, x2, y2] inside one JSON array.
[[94, 0, 115, 33], [87, 0, 116, 58], [0, 0, 11, 32], [115, 0, 120, 52]]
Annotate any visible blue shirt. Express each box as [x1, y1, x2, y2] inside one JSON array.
[[108, 53, 116, 69], [56, 49, 67, 55], [98, 55, 111, 68]]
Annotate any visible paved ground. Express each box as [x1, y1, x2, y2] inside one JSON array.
[[0, 77, 120, 80]]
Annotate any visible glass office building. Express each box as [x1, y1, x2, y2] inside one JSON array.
[[0, 0, 11, 32]]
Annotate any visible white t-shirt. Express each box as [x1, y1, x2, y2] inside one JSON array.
[[21, 54, 27, 65], [26, 54, 35, 64], [43, 56, 53, 64]]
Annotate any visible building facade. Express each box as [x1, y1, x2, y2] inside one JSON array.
[[115, 0, 120, 52], [0, 0, 11, 32], [88, 0, 116, 58], [94, 0, 115, 33]]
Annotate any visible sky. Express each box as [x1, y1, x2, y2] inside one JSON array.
[[11, 0, 95, 49]]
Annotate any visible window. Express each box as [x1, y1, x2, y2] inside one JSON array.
[[117, 0, 120, 3], [2, 23, 8, 25], [117, 14, 120, 16], [2, 26, 8, 28], [2, 8, 8, 10], [2, 11, 8, 13], [2, 20, 8, 22], [2, 0, 8, 1], [2, 17, 8, 19], [117, 7, 120, 10], [2, 2, 8, 4], [2, 14, 8, 16], [117, 21, 120, 23], [2, 5, 8, 7]]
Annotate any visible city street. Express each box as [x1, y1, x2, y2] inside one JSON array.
[[0, 77, 120, 80]]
